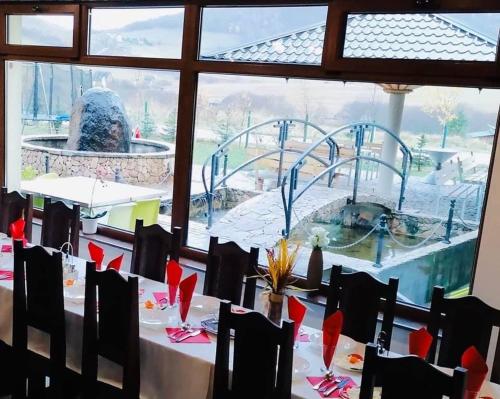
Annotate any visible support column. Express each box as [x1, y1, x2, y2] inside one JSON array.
[[378, 92, 406, 195]]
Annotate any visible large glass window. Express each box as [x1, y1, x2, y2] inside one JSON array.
[[188, 72, 499, 308], [88, 7, 185, 59], [6, 61, 179, 233], [199, 6, 328, 65], [343, 13, 500, 62], [7, 14, 74, 47]]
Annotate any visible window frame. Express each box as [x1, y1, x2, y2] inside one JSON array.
[[322, 0, 500, 79], [0, 4, 80, 58]]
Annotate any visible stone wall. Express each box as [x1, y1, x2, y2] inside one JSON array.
[[21, 137, 174, 185]]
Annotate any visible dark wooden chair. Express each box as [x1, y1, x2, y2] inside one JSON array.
[[0, 187, 33, 242], [12, 239, 66, 399], [325, 265, 398, 350], [82, 263, 140, 399], [428, 286, 500, 382], [204, 236, 259, 309], [213, 301, 294, 399], [360, 343, 467, 399], [41, 197, 80, 256], [130, 219, 181, 282]]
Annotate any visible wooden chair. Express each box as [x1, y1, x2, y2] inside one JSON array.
[[41, 197, 80, 256], [130, 220, 181, 282], [0, 187, 33, 242], [428, 286, 500, 382], [360, 343, 467, 399], [82, 263, 140, 399], [213, 301, 294, 399], [12, 240, 66, 399], [204, 236, 259, 309], [325, 265, 398, 350]]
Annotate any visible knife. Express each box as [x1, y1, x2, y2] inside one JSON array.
[[324, 378, 350, 397], [176, 329, 202, 342]]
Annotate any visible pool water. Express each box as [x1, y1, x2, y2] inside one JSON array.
[[297, 222, 440, 262]]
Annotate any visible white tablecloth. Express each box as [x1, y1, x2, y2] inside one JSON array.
[[0, 243, 498, 399]]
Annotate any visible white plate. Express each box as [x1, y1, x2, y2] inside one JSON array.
[[292, 355, 311, 381], [139, 306, 176, 330], [190, 296, 221, 314], [63, 280, 86, 303], [333, 336, 366, 373]]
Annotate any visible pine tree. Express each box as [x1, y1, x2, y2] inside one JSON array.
[[141, 101, 156, 139], [416, 134, 427, 171]]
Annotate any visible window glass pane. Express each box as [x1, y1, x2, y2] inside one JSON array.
[[343, 13, 500, 61], [188, 73, 499, 307], [199, 6, 328, 65], [88, 7, 184, 59], [7, 15, 74, 47], [7, 61, 179, 232]]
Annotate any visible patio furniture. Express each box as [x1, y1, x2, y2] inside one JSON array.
[[428, 286, 500, 383], [41, 198, 80, 256], [325, 265, 399, 350], [131, 220, 181, 283], [205, 236, 259, 309], [13, 241, 66, 398], [107, 203, 137, 231], [213, 300, 294, 399], [33, 173, 58, 209], [0, 188, 33, 242], [360, 343, 467, 399], [20, 176, 168, 209], [82, 263, 140, 399], [133, 198, 161, 226]]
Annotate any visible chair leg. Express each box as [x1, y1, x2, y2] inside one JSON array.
[[27, 373, 45, 399]]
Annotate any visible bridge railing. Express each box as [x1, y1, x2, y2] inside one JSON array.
[[201, 118, 340, 228], [281, 123, 413, 237]]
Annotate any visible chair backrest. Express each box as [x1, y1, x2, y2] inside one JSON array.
[[12, 240, 66, 397], [428, 286, 500, 378], [130, 220, 181, 282], [204, 236, 259, 309], [325, 265, 398, 350], [0, 187, 33, 241], [107, 203, 137, 231], [360, 343, 466, 399], [132, 198, 160, 226], [82, 263, 140, 399], [213, 301, 294, 399], [41, 197, 80, 256]]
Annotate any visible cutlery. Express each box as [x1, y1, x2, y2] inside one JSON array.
[[168, 328, 193, 339], [319, 378, 343, 393], [315, 377, 341, 391], [324, 378, 350, 397], [176, 329, 202, 342]]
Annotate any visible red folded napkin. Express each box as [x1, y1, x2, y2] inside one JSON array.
[[179, 273, 197, 323], [107, 254, 124, 272], [306, 376, 356, 398], [165, 328, 211, 344], [88, 242, 105, 270], [0, 270, 13, 281], [153, 292, 168, 305], [462, 346, 488, 399], [10, 218, 25, 240], [323, 310, 344, 370], [165, 259, 183, 306], [1, 244, 12, 253], [288, 295, 307, 342], [409, 327, 433, 359]]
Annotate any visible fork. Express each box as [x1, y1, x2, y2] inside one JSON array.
[[168, 328, 193, 340]]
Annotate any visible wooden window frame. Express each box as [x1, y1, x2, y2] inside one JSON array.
[[0, 1, 499, 325], [0, 4, 80, 58], [322, 0, 500, 80]]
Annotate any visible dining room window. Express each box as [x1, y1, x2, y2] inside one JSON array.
[[6, 14, 74, 47], [5, 60, 180, 232], [87, 7, 185, 59], [187, 72, 499, 308], [199, 5, 328, 65]]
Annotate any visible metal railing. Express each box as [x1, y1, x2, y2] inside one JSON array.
[[201, 118, 339, 228], [281, 123, 413, 237]]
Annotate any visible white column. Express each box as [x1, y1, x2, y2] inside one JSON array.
[[5, 16, 23, 191], [378, 92, 406, 195]]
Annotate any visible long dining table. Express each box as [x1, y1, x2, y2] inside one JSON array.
[[0, 239, 498, 399]]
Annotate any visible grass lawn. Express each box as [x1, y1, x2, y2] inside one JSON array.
[[193, 140, 251, 168]]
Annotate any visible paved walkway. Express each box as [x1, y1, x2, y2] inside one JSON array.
[[209, 185, 393, 250]]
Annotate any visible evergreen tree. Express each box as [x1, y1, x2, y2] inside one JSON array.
[[141, 101, 156, 139]]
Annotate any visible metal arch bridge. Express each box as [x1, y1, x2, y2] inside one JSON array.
[[201, 119, 413, 236]]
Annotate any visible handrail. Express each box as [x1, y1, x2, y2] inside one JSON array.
[[281, 122, 413, 237], [201, 118, 340, 228]]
